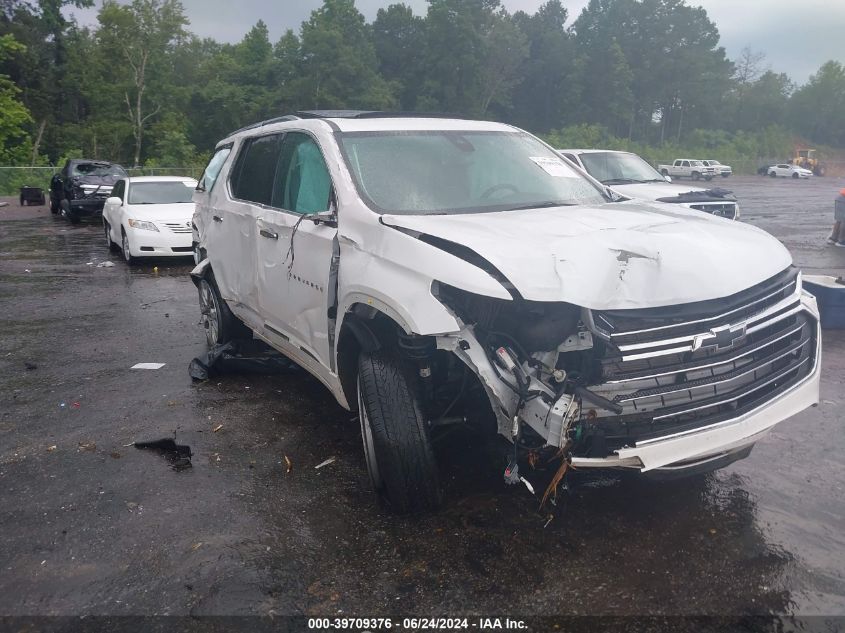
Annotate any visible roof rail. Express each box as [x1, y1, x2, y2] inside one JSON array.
[[296, 110, 469, 120], [225, 110, 471, 137], [226, 114, 300, 137]]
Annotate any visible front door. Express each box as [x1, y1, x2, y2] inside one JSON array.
[[255, 132, 337, 368]]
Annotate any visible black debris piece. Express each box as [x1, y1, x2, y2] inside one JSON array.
[[656, 187, 736, 204], [134, 438, 193, 471], [189, 339, 300, 381]]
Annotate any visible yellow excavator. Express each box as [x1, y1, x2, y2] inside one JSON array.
[[792, 149, 826, 176]]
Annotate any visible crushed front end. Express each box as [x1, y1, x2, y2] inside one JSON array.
[[432, 266, 820, 479]]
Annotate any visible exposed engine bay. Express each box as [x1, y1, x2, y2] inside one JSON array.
[[382, 267, 816, 500]]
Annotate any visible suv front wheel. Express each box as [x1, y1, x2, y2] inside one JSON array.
[[357, 349, 442, 514]]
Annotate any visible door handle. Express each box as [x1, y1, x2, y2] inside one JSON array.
[[259, 228, 278, 240], [212, 215, 223, 223]]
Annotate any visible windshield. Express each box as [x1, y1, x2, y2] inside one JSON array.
[[128, 181, 195, 204], [578, 152, 665, 185], [72, 162, 127, 177], [338, 130, 606, 215], [706, 160, 721, 165]]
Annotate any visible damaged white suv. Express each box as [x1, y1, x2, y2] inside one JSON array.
[[191, 111, 821, 513]]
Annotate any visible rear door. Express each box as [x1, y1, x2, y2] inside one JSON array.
[[207, 135, 281, 321], [255, 131, 336, 368], [193, 145, 232, 261]]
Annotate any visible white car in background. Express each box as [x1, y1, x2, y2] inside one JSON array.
[[768, 164, 813, 179], [102, 176, 198, 264], [559, 149, 740, 219]]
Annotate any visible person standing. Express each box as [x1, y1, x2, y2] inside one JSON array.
[[828, 188, 845, 247]]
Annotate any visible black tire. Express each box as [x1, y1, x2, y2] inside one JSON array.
[[50, 197, 59, 214], [19, 197, 26, 206], [769, 171, 777, 178], [104, 220, 120, 253], [692, 171, 701, 180], [660, 169, 669, 177], [197, 272, 248, 347], [120, 230, 136, 265], [704, 175, 713, 181], [721, 173, 730, 178], [357, 349, 441, 514], [61, 200, 80, 223], [792, 172, 799, 179]]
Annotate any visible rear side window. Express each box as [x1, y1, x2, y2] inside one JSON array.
[[230, 134, 282, 206], [198, 146, 231, 192], [271, 133, 331, 215]]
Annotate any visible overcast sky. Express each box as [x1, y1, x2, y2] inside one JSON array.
[[64, 0, 845, 85]]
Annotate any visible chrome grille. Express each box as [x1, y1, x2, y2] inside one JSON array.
[[585, 268, 817, 446], [163, 222, 192, 234], [689, 202, 737, 219]]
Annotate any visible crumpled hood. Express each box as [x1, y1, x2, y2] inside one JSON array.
[[609, 181, 722, 203], [381, 201, 792, 310], [74, 174, 122, 187]]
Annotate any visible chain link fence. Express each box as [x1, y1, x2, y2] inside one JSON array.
[[0, 166, 202, 198]]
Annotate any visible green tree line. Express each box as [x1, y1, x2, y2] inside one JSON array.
[[1, 0, 844, 171]]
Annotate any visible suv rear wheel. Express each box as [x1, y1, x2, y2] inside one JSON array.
[[357, 349, 442, 514], [197, 273, 248, 346]]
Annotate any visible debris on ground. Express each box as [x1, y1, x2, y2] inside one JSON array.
[[131, 362, 166, 370], [315, 457, 336, 469], [134, 438, 192, 471], [46, 445, 57, 452], [541, 458, 571, 509], [284, 455, 293, 473], [24, 362, 37, 371], [77, 442, 96, 452], [212, 424, 223, 433], [189, 340, 299, 381], [96, 261, 115, 268]]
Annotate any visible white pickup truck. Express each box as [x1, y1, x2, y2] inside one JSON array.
[[658, 159, 716, 181]]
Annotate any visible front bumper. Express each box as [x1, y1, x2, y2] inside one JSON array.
[[69, 198, 108, 214], [125, 223, 193, 258], [572, 295, 821, 474]]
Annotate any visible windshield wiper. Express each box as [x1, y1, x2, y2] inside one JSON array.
[[602, 178, 640, 185], [506, 201, 574, 211]]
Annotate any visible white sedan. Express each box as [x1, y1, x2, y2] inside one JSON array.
[[102, 176, 197, 264], [768, 164, 813, 179]]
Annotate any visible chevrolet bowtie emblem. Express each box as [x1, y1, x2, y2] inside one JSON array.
[[691, 323, 747, 352]]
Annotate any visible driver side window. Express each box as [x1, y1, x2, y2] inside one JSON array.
[[113, 180, 126, 201], [271, 133, 331, 215]]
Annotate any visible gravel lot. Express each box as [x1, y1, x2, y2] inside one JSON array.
[[1, 176, 844, 628]]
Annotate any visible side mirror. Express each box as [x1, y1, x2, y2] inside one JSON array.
[[106, 196, 122, 206], [664, 175, 672, 183]]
